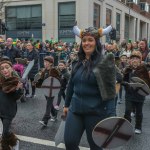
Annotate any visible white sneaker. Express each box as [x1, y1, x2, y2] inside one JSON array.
[[54, 105, 60, 110], [50, 116, 57, 122], [135, 129, 142, 134], [25, 94, 31, 98], [31, 94, 36, 98], [39, 121, 47, 126], [131, 112, 135, 117]]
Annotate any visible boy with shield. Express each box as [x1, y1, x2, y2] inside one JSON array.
[[35, 56, 60, 126], [122, 50, 150, 134]]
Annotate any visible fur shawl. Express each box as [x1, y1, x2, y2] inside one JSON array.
[[0, 71, 19, 93], [40, 67, 60, 80], [36, 67, 60, 88]]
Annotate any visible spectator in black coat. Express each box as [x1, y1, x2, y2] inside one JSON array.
[[3, 38, 21, 64], [26, 42, 39, 98]]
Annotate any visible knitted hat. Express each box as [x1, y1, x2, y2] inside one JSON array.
[[44, 56, 54, 63], [0, 60, 12, 67]]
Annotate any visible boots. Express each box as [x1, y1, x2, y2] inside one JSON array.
[[1, 133, 18, 150]]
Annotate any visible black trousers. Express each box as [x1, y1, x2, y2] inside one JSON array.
[[124, 100, 144, 130], [56, 89, 66, 106], [0, 117, 12, 137], [28, 77, 36, 95], [42, 96, 57, 123]]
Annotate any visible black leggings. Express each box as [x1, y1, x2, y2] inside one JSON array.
[[124, 101, 143, 130], [0, 117, 12, 136]]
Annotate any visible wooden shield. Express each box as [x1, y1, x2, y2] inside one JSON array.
[[41, 77, 61, 97], [92, 117, 134, 149], [130, 77, 150, 96]]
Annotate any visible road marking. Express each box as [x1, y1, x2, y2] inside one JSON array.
[[17, 135, 90, 150]]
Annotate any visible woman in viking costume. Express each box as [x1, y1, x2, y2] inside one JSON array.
[[122, 50, 150, 134], [63, 22, 116, 150], [0, 60, 23, 150]]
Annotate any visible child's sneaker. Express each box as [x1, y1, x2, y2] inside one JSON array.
[[131, 112, 135, 117], [50, 116, 57, 122], [135, 129, 142, 134], [39, 121, 47, 126], [54, 105, 60, 111]]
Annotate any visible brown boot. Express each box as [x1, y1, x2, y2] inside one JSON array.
[[1, 133, 18, 150]]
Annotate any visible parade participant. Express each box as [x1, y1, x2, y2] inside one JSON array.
[[63, 23, 116, 150], [36, 56, 60, 126], [26, 42, 39, 98], [0, 60, 23, 150], [54, 60, 70, 110], [122, 50, 150, 134]]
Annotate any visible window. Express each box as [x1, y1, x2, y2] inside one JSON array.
[[58, 2, 76, 42], [140, 3, 145, 11], [139, 3, 149, 12], [93, 3, 100, 28], [106, 8, 112, 42], [6, 5, 42, 31], [106, 8, 112, 26], [127, 0, 138, 4]]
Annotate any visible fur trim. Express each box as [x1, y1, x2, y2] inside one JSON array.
[[134, 64, 150, 87], [50, 68, 60, 80], [1, 133, 18, 150], [41, 68, 60, 81], [1, 76, 19, 93]]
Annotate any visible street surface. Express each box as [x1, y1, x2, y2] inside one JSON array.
[[1, 88, 150, 150]]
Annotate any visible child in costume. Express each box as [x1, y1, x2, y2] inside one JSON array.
[[0, 59, 23, 150], [123, 50, 150, 134], [35, 56, 60, 126], [54, 60, 70, 110]]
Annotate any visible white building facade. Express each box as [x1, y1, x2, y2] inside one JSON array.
[[2, 0, 150, 43]]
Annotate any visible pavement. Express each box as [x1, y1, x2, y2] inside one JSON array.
[[0, 88, 150, 150]]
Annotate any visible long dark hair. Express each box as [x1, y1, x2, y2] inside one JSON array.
[[72, 39, 102, 78]]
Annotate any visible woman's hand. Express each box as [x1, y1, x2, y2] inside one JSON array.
[[63, 107, 68, 117]]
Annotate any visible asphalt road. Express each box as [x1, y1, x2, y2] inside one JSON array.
[[1, 88, 150, 150]]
